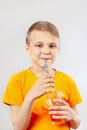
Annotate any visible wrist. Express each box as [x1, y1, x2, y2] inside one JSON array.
[[24, 92, 35, 105], [70, 108, 77, 121], [69, 109, 80, 129]]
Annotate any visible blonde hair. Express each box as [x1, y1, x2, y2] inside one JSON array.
[[26, 21, 60, 45]]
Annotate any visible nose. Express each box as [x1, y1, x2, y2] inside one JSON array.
[[42, 46, 50, 55]]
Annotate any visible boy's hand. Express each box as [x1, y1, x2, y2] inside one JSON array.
[[48, 99, 76, 122], [28, 73, 55, 100]]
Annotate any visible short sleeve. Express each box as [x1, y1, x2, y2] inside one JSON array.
[[2, 74, 24, 106], [68, 80, 83, 107]]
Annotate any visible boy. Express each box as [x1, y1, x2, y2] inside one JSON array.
[[2, 21, 82, 130]]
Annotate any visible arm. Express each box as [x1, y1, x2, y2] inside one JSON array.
[[10, 94, 34, 130], [10, 74, 55, 130]]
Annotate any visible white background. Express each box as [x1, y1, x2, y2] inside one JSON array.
[[0, 0, 87, 130]]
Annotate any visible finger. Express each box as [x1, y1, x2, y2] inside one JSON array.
[[49, 105, 67, 111], [43, 78, 54, 84], [52, 115, 66, 121], [53, 99, 68, 106], [44, 88, 56, 94], [42, 83, 55, 89], [41, 74, 53, 79], [49, 109, 68, 115], [49, 110, 63, 115]]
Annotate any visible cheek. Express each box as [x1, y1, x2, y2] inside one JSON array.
[[51, 52, 58, 62], [30, 51, 40, 58], [52, 51, 58, 57]]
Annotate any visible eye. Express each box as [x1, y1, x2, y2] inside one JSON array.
[[49, 44, 56, 48], [35, 44, 43, 48]]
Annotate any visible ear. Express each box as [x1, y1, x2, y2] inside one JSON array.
[[57, 44, 60, 52], [25, 44, 30, 54], [57, 39, 60, 52]]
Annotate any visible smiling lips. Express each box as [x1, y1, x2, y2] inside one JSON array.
[[41, 58, 51, 60]]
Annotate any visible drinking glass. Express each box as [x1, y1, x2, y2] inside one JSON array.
[[46, 91, 65, 124]]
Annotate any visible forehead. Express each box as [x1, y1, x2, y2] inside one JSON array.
[[29, 30, 59, 44]]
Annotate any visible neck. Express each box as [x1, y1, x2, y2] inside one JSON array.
[[30, 65, 56, 77]]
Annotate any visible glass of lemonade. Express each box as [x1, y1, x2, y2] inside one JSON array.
[[46, 91, 65, 124]]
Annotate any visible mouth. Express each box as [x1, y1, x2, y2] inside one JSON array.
[[41, 58, 51, 60]]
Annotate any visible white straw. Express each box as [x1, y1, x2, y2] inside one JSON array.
[[44, 60, 49, 73]]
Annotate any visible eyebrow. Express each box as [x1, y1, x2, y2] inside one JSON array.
[[35, 41, 57, 45], [35, 41, 43, 44]]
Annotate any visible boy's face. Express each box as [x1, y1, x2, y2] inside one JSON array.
[[26, 30, 60, 68]]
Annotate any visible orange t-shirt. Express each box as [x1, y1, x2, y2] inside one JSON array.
[[2, 69, 82, 130]]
